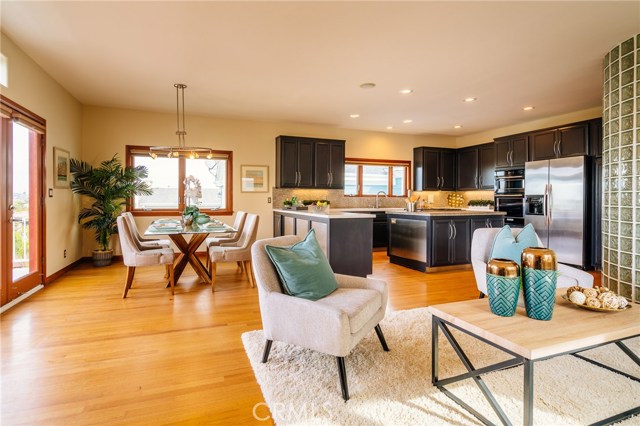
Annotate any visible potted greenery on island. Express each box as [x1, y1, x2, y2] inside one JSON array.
[[70, 154, 152, 266]]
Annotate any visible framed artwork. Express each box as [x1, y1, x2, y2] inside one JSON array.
[[241, 165, 269, 193], [53, 147, 70, 188]]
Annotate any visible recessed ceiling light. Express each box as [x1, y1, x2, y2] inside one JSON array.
[[464, 97, 477, 102], [454, 125, 463, 129], [400, 89, 413, 94], [386, 126, 393, 130], [350, 114, 360, 118], [523, 106, 535, 111], [359, 82, 376, 89], [403, 119, 413, 124]]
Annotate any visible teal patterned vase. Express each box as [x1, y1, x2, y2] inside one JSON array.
[[522, 247, 558, 321], [486, 259, 520, 317]]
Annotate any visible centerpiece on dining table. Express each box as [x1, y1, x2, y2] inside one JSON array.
[[182, 175, 210, 226]]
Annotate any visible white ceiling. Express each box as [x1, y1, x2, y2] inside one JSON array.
[[1, 1, 639, 136]]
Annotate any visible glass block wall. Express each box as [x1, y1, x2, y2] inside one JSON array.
[[602, 34, 639, 302]]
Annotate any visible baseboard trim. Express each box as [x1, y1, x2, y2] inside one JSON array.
[[1, 285, 44, 314], [45, 258, 87, 284]]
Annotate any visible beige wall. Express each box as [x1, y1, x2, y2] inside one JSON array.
[[456, 106, 602, 148], [1, 33, 83, 276]]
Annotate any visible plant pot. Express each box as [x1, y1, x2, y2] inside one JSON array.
[[93, 249, 113, 267]]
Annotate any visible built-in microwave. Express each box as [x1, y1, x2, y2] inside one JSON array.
[[494, 168, 525, 195]]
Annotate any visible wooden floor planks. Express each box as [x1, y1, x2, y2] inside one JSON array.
[[1, 252, 591, 425]]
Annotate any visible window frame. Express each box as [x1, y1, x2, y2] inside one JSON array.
[[126, 145, 233, 216], [344, 157, 411, 197]]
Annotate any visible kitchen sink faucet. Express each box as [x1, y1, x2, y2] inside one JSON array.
[[375, 191, 387, 208]]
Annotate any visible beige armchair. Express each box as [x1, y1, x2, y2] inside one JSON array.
[[208, 213, 259, 291], [117, 215, 175, 298], [471, 227, 594, 298], [251, 235, 389, 401], [122, 212, 171, 250]]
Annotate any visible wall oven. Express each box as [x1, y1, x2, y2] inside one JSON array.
[[494, 168, 525, 195], [494, 195, 525, 226]]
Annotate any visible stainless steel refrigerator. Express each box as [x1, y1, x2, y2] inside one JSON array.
[[524, 156, 590, 268]]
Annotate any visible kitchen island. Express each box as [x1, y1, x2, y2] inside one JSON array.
[[273, 209, 375, 277], [387, 210, 506, 272]]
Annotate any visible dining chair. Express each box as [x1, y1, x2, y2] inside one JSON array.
[[204, 211, 247, 269], [117, 215, 176, 298], [122, 212, 171, 250], [208, 213, 259, 291]]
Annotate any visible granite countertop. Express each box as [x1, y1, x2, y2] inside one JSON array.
[[388, 210, 506, 217], [273, 208, 375, 219]]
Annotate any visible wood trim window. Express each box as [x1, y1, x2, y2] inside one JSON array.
[[126, 145, 233, 216], [344, 158, 411, 197]]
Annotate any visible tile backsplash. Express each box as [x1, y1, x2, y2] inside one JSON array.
[[272, 188, 494, 209]]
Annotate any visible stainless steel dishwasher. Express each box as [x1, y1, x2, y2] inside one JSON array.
[[388, 217, 427, 262]]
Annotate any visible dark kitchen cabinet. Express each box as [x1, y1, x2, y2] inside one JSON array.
[[456, 143, 495, 190], [413, 147, 456, 191], [495, 136, 528, 169], [589, 118, 603, 157], [529, 122, 589, 161], [470, 217, 504, 235], [456, 147, 479, 190], [276, 136, 345, 188], [430, 218, 470, 267], [314, 140, 345, 189]]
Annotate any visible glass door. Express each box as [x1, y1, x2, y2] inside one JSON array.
[[1, 116, 44, 306]]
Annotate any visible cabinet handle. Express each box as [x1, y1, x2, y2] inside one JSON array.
[[479, 175, 483, 187], [330, 172, 333, 186], [441, 176, 445, 188], [508, 150, 513, 166], [555, 140, 561, 157], [452, 222, 457, 239], [297, 171, 301, 186], [436, 176, 440, 188], [448, 223, 453, 240]]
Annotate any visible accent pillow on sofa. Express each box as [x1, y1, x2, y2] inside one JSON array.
[[265, 229, 338, 301], [489, 224, 539, 267]]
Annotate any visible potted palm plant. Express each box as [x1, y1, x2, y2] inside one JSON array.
[[70, 154, 152, 266]]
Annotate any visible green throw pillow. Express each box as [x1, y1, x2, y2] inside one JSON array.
[[265, 229, 338, 301], [489, 224, 539, 268]]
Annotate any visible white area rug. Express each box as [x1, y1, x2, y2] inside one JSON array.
[[242, 308, 640, 426]]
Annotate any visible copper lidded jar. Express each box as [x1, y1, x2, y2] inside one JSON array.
[[521, 247, 558, 321], [486, 258, 521, 317]]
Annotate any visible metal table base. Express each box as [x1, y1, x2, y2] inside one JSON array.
[[431, 316, 640, 426]]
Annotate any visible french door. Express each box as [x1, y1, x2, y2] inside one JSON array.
[[1, 97, 45, 307]]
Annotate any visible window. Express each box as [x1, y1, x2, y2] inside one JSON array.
[[126, 145, 233, 215], [344, 158, 410, 197]]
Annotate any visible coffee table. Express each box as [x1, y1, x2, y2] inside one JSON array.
[[428, 289, 639, 426]]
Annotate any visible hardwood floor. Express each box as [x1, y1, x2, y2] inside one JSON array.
[[0, 253, 504, 425]]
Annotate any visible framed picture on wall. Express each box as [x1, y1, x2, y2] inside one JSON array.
[[53, 147, 70, 188], [241, 165, 269, 193]]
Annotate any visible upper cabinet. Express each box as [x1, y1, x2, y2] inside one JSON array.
[[456, 143, 495, 190], [314, 140, 345, 189], [494, 135, 528, 169], [276, 135, 345, 188], [529, 122, 589, 161], [413, 147, 456, 191]]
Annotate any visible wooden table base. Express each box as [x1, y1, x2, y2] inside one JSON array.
[[168, 233, 211, 284]]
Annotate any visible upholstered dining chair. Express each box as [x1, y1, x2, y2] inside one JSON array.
[[250, 234, 390, 401], [204, 211, 247, 269], [471, 227, 594, 298], [208, 213, 259, 291], [117, 216, 175, 298], [122, 212, 171, 250]]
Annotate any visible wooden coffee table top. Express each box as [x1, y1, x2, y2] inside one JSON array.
[[428, 289, 640, 360]]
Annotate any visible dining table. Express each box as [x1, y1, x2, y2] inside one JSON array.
[[144, 219, 236, 285]]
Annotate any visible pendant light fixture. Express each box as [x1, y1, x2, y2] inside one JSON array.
[[149, 83, 213, 159]]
